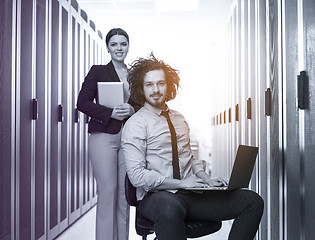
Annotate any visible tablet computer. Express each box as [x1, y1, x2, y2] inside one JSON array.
[[97, 82, 124, 108]]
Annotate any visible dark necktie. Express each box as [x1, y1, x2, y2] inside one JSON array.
[[161, 110, 180, 179]]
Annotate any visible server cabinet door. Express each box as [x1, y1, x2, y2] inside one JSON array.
[[17, 0, 34, 238], [0, 0, 14, 239], [77, 21, 83, 215], [17, 1, 49, 239], [48, 2, 70, 237], [48, 0, 60, 238], [255, 1, 268, 240], [59, 5, 70, 233], [284, 0, 315, 239], [81, 29, 94, 213], [247, 0, 258, 188], [69, 14, 81, 224], [266, 0, 283, 239], [282, 1, 300, 239], [77, 24, 85, 214], [34, 0, 48, 239], [81, 29, 89, 212], [301, 0, 315, 239]]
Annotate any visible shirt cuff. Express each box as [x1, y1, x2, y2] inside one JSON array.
[[191, 157, 205, 174], [143, 172, 166, 191]]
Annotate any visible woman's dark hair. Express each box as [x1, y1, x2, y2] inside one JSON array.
[[105, 28, 129, 46], [128, 53, 180, 106]]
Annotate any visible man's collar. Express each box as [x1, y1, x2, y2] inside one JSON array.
[[144, 102, 169, 115]]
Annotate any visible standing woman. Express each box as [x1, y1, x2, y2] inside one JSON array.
[[77, 28, 134, 240]]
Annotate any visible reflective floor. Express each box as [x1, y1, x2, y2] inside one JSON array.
[[56, 206, 231, 240]]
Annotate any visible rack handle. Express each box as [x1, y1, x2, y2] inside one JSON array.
[[265, 88, 271, 116], [297, 70, 308, 110], [32, 98, 38, 120], [58, 104, 64, 122], [74, 108, 79, 123], [247, 98, 251, 119]]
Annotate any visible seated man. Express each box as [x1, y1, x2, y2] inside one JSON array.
[[121, 53, 264, 240]]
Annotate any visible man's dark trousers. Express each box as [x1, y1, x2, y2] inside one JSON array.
[[138, 189, 264, 240]]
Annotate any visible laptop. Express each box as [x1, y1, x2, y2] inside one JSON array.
[[97, 82, 124, 108], [185, 145, 259, 191]]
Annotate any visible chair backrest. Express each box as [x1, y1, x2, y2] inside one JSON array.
[[124, 174, 138, 207]]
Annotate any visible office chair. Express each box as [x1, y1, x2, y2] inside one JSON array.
[[125, 175, 222, 240]]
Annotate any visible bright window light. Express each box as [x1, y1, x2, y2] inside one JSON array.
[[155, 0, 199, 12]]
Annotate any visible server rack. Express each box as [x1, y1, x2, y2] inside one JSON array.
[[0, 0, 107, 239], [211, 0, 315, 239]]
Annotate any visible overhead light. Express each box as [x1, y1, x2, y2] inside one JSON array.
[[155, 0, 199, 12]]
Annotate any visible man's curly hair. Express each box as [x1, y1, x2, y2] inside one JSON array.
[[127, 53, 180, 106]]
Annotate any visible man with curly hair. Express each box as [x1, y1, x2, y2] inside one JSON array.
[[121, 53, 263, 240]]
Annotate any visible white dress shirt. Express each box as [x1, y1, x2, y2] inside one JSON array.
[[121, 102, 204, 200]]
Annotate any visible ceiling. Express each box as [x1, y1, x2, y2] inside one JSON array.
[[75, 0, 234, 36]]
